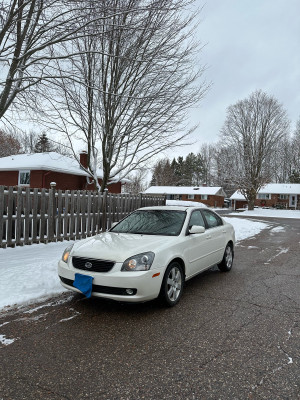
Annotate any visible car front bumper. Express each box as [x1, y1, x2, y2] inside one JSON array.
[[58, 260, 163, 302]]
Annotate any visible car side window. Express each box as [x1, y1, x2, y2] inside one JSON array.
[[188, 210, 205, 229], [201, 209, 223, 229]]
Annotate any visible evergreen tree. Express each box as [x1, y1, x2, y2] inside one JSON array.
[[152, 159, 177, 186], [185, 153, 205, 185], [34, 133, 54, 153], [289, 170, 300, 183], [174, 156, 188, 185]]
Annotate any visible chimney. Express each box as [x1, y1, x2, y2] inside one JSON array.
[[79, 151, 88, 169]]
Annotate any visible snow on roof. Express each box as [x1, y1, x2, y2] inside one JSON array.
[[166, 199, 207, 208], [230, 183, 300, 200], [230, 190, 246, 200], [144, 186, 225, 196], [0, 152, 133, 183], [259, 183, 300, 194], [0, 152, 94, 176]]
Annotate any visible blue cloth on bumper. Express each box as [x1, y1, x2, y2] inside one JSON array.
[[73, 273, 94, 298]]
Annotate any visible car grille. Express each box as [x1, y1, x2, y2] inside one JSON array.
[[72, 256, 115, 273]]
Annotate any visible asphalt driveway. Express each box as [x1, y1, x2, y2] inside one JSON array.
[[0, 216, 299, 400]]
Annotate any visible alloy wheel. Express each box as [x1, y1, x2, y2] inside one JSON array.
[[166, 266, 182, 302]]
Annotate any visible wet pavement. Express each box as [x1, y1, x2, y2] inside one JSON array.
[[0, 216, 299, 399]]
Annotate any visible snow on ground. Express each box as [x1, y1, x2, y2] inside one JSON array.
[[0, 214, 280, 311], [270, 226, 286, 233], [223, 217, 269, 242], [0, 241, 75, 310], [232, 208, 300, 219]]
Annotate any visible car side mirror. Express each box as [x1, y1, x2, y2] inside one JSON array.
[[189, 225, 205, 234]]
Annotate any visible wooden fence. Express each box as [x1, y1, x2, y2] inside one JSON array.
[[0, 186, 165, 248]]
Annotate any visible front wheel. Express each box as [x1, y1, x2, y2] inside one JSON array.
[[159, 262, 184, 307], [218, 244, 233, 272]]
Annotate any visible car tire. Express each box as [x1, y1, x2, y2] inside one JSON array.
[[218, 243, 233, 272], [159, 262, 184, 307]]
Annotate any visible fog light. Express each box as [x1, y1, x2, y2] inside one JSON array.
[[126, 289, 134, 295]]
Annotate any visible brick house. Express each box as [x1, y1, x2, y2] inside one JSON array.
[[0, 152, 127, 192], [144, 186, 227, 208], [230, 183, 300, 210]]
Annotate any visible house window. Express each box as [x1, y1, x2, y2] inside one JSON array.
[[257, 194, 271, 200], [19, 170, 30, 185], [279, 194, 288, 200], [188, 194, 194, 200], [201, 195, 208, 200]]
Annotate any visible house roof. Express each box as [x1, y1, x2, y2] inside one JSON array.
[[0, 152, 130, 183], [230, 183, 300, 200], [259, 183, 300, 194], [144, 186, 226, 196], [230, 191, 247, 201], [0, 152, 95, 176]]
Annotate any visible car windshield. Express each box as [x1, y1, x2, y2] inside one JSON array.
[[110, 210, 186, 236]]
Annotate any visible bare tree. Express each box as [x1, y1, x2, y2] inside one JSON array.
[[0, 128, 21, 156], [220, 90, 290, 209], [213, 145, 237, 195], [0, 0, 131, 120], [289, 118, 300, 182], [125, 169, 148, 194], [35, 0, 208, 191], [268, 134, 292, 183], [18, 130, 40, 153], [199, 143, 215, 186]]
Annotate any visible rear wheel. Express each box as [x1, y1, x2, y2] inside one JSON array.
[[218, 244, 233, 272], [159, 262, 184, 307]]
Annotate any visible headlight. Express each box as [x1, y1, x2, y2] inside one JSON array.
[[121, 252, 155, 271], [62, 244, 74, 263]]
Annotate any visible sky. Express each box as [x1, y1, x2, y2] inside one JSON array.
[[175, 0, 300, 158]]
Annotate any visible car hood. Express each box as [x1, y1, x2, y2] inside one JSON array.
[[71, 232, 176, 262]]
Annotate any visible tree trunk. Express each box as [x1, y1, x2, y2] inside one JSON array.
[[247, 192, 256, 210]]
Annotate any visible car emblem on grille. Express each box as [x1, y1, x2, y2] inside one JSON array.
[[85, 262, 93, 269]]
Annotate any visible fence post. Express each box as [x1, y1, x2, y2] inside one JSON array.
[[102, 188, 108, 232], [138, 193, 143, 208], [0, 186, 4, 248], [49, 182, 56, 242], [6, 186, 14, 247]]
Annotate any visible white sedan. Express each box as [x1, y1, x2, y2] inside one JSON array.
[[58, 206, 235, 306]]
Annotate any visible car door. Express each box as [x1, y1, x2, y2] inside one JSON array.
[[183, 210, 211, 278], [200, 209, 226, 265]]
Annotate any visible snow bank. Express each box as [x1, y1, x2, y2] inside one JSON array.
[[0, 241, 74, 310], [224, 217, 269, 242]]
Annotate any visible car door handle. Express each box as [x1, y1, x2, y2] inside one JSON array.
[[222, 230, 226, 233], [205, 235, 212, 239]]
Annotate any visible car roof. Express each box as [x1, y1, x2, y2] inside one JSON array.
[[138, 205, 201, 212]]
